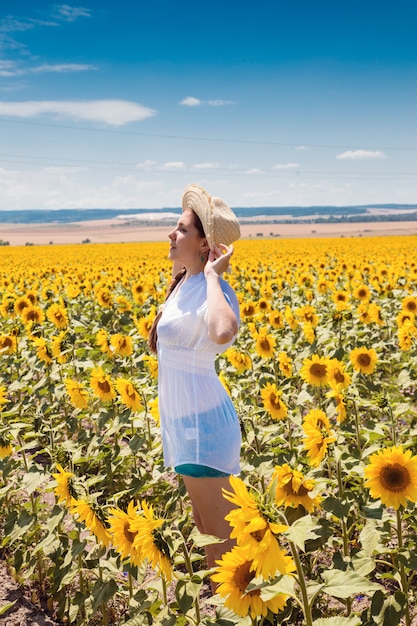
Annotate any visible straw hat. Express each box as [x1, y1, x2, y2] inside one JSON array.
[[181, 184, 241, 249]]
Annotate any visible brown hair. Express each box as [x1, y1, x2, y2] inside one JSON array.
[[147, 210, 206, 354]]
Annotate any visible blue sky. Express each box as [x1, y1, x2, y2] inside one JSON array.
[[0, 0, 416, 211]]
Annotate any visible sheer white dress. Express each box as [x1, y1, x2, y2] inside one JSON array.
[[156, 272, 241, 475]]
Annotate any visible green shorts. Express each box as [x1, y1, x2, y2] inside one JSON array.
[[175, 463, 230, 478]]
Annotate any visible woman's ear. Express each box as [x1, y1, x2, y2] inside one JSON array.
[[200, 239, 210, 253]]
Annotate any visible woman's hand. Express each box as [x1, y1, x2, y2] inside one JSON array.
[[204, 243, 234, 278]]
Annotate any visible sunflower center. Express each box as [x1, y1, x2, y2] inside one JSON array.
[[260, 339, 271, 351], [380, 464, 410, 492], [283, 481, 309, 497], [406, 302, 417, 312], [333, 370, 345, 384], [233, 561, 260, 596], [358, 354, 371, 366], [251, 527, 266, 544], [123, 521, 136, 544], [310, 363, 327, 378], [98, 380, 111, 393], [269, 394, 281, 409]]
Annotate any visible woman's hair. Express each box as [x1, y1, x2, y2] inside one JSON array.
[[147, 210, 206, 354]]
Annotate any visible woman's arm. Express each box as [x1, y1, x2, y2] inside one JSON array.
[[204, 244, 238, 344]]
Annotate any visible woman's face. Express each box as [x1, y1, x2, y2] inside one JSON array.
[[168, 209, 207, 267]]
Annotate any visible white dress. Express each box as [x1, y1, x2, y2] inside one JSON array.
[[157, 272, 241, 475]]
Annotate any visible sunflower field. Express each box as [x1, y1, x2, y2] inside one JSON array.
[[1, 235, 417, 626]]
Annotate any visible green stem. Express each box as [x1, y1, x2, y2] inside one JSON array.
[[351, 400, 362, 456], [180, 540, 201, 624], [396, 508, 410, 626], [289, 540, 313, 626]]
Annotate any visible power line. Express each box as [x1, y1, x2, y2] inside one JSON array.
[[1, 116, 416, 152]]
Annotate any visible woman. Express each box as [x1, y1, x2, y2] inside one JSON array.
[[148, 184, 241, 585]]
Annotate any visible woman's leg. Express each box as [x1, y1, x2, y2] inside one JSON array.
[[182, 475, 235, 591]]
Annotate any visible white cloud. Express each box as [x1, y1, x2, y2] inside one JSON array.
[[164, 161, 186, 169], [179, 96, 235, 107], [207, 99, 234, 106], [0, 99, 157, 126], [273, 163, 299, 170], [180, 97, 201, 107], [336, 150, 386, 160], [295, 145, 309, 151], [245, 168, 264, 175], [136, 160, 157, 170], [31, 63, 97, 73], [192, 162, 219, 169], [52, 5, 92, 21]]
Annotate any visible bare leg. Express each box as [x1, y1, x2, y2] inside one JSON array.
[[182, 475, 236, 593]]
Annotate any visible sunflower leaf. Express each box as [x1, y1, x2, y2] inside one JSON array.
[[321, 569, 384, 598], [312, 617, 361, 626], [285, 514, 321, 551]]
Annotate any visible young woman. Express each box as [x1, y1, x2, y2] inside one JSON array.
[[149, 184, 241, 587]]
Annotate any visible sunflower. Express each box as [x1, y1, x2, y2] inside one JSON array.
[[299, 354, 330, 387], [254, 330, 276, 359], [284, 306, 298, 331], [256, 298, 271, 316], [14, 296, 31, 316], [148, 397, 160, 425], [357, 303, 373, 324], [65, 378, 89, 409], [0, 385, 7, 408], [66, 284, 81, 299], [1, 295, 17, 318], [0, 432, 12, 459], [326, 385, 347, 423], [349, 346, 378, 374], [368, 303, 384, 326], [398, 322, 417, 351], [143, 354, 159, 378], [96, 329, 112, 357], [364, 446, 417, 510], [115, 295, 132, 312], [260, 382, 287, 421], [401, 295, 417, 315], [70, 499, 112, 547], [134, 314, 154, 341], [32, 337, 53, 364], [131, 281, 147, 304], [294, 305, 318, 327], [0, 335, 17, 355], [52, 331, 69, 364], [95, 287, 113, 308], [225, 348, 252, 373], [47, 302, 69, 329], [21, 305, 45, 326], [277, 352, 293, 378], [108, 501, 142, 565], [90, 367, 116, 402], [302, 409, 336, 467], [302, 322, 315, 344], [115, 378, 143, 411], [327, 358, 351, 390], [52, 464, 76, 507], [353, 284, 371, 301], [223, 476, 291, 579], [396, 311, 415, 327], [270, 463, 321, 512], [212, 546, 289, 619], [240, 301, 258, 319], [110, 333, 133, 357], [332, 290, 350, 311], [130, 500, 172, 581], [269, 310, 285, 329]]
